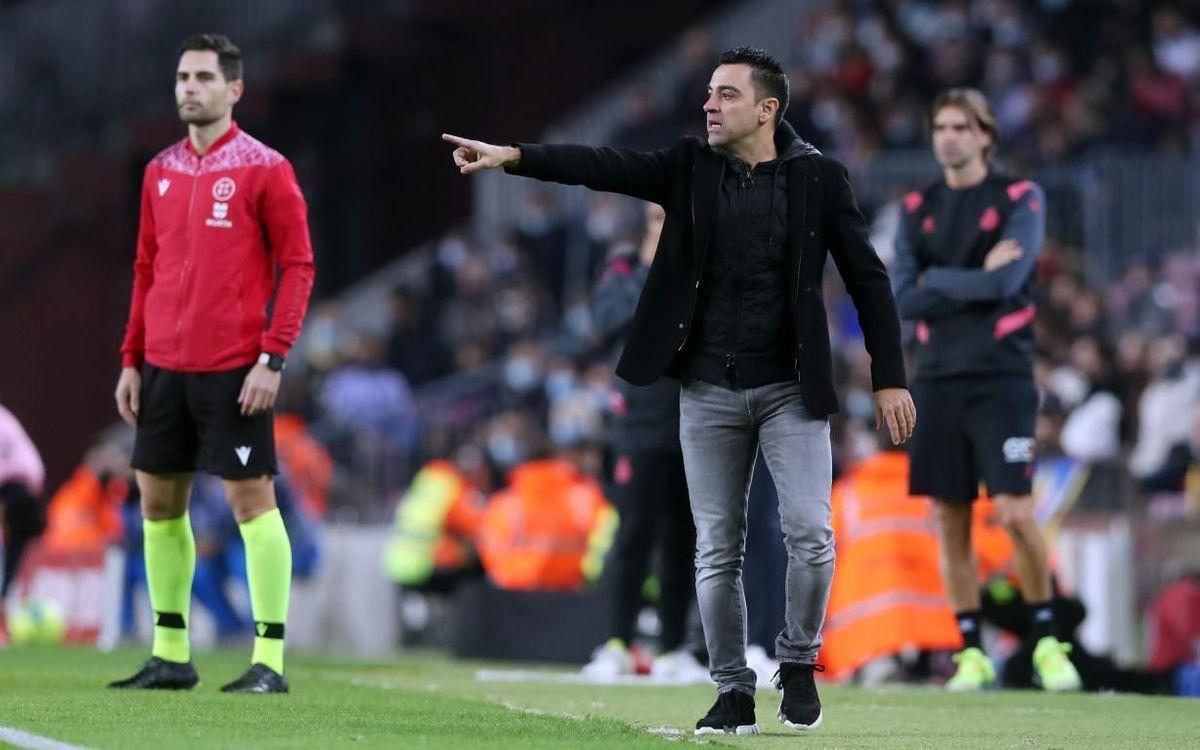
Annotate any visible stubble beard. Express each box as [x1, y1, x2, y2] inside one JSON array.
[[178, 103, 220, 126]]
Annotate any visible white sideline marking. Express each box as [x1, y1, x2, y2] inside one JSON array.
[[0, 726, 90, 750], [340, 672, 693, 741]]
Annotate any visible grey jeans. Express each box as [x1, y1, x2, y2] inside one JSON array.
[[679, 378, 833, 696]]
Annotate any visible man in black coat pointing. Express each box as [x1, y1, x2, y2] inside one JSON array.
[[443, 47, 915, 735]]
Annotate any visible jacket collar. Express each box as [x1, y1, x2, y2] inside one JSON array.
[[187, 119, 240, 158], [691, 121, 820, 267], [773, 119, 820, 160], [712, 120, 820, 169]]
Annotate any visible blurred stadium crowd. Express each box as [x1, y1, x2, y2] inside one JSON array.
[[282, 0, 1200, 514]]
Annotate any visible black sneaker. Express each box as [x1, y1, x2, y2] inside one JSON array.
[[107, 657, 199, 690], [220, 663, 290, 694], [773, 662, 824, 730], [694, 690, 759, 735]]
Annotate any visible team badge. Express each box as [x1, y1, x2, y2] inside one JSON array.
[[212, 176, 236, 201]]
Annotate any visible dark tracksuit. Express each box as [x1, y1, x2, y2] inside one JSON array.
[[892, 173, 1045, 502], [592, 253, 694, 652]]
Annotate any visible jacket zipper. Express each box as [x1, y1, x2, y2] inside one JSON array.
[[726, 167, 756, 381], [176, 158, 201, 368]]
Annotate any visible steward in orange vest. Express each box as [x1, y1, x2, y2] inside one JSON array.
[[476, 458, 617, 591], [385, 460, 487, 589], [819, 449, 1014, 680]]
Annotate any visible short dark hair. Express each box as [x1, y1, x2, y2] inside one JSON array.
[[179, 33, 243, 82], [718, 46, 789, 126]]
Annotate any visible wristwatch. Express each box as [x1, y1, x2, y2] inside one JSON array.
[[258, 352, 286, 372]]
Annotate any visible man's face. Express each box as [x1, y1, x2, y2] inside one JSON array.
[[703, 63, 774, 147], [175, 50, 242, 126], [931, 106, 991, 169]]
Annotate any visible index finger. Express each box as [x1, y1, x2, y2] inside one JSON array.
[[441, 133, 476, 149]]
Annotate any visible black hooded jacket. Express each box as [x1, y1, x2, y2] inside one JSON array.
[[508, 120, 906, 417], [677, 136, 818, 387]]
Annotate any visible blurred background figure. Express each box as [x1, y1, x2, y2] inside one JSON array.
[[0, 404, 46, 644], [582, 203, 705, 684], [43, 437, 129, 556]]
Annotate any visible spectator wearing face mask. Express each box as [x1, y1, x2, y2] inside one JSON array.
[[1130, 335, 1200, 491]]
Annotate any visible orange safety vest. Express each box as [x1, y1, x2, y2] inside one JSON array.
[[385, 460, 485, 585], [819, 452, 1014, 680], [42, 467, 125, 552], [274, 414, 333, 518], [476, 459, 616, 591]]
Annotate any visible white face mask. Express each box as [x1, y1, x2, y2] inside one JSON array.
[[487, 433, 523, 467], [437, 235, 469, 270], [549, 417, 584, 447], [586, 207, 620, 240], [503, 357, 541, 392], [544, 370, 578, 402]]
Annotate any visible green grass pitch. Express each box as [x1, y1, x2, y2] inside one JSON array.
[[1, 647, 1197, 748]]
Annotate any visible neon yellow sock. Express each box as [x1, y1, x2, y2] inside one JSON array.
[[144, 515, 195, 664], [239, 508, 291, 674]]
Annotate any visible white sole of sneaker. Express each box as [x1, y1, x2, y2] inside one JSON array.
[[778, 706, 823, 731], [694, 724, 760, 736]]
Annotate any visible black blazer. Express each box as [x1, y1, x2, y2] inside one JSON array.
[[507, 121, 906, 417]]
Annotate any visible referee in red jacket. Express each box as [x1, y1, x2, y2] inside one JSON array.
[[110, 34, 315, 694]]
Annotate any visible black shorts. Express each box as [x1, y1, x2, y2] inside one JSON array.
[[908, 374, 1036, 504], [131, 364, 277, 479]]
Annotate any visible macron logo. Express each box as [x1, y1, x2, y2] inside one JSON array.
[[157, 179, 171, 196], [235, 446, 252, 466]]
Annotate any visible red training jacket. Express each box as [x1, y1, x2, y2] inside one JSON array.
[[120, 121, 315, 372]]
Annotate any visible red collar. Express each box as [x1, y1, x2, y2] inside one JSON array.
[[187, 120, 240, 157]]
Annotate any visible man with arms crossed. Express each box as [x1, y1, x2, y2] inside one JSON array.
[[892, 88, 1081, 692], [444, 47, 914, 733], [111, 33, 315, 693]]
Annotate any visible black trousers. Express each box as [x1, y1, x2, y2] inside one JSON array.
[[607, 448, 695, 651], [1, 481, 45, 597]]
